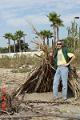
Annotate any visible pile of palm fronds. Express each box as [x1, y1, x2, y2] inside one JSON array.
[[13, 60, 55, 96], [12, 43, 80, 99], [12, 44, 55, 96], [68, 67, 80, 99]]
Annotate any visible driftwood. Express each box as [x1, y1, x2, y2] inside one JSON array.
[[0, 112, 80, 119]]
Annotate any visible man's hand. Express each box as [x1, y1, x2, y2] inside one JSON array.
[[64, 63, 70, 67]]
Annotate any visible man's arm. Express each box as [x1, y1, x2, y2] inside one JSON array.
[[65, 53, 75, 66]]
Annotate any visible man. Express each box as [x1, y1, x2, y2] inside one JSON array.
[[51, 41, 75, 100]]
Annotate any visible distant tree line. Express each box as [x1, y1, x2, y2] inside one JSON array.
[[0, 30, 29, 53]]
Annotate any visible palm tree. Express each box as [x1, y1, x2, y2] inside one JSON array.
[[45, 30, 53, 46], [23, 34, 27, 51], [15, 30, 25, 52], [4, 33, 13, 53], [11, 34, 17, 53], [56, 18, 64, 41], [39, 30, 53, 46], [48, 12, 63, 42], [39, 31, 46, 45]]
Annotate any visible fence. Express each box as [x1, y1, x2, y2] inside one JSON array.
[[0, 51, 43, 58]]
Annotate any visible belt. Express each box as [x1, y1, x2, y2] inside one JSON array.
[[58, 65, 65, 67]]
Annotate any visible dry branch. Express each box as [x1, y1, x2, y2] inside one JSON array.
[[0, 112, 80, 119]]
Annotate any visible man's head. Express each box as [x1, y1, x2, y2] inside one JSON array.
[[56, 41, 63, 49]]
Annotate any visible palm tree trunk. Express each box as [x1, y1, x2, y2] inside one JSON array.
[[23, 36, 25, 51], [53, 26, 56, 43], [57, 27, 59, 41], [47, 38, 49, 46], [43, 38, 45, 45], [8, 39, 11, 53], [14, 40, 16, 53], [19, 39, 21, 52]]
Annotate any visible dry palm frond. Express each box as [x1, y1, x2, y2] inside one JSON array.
[[26, 20, 44, 42], [31, 40, 50, 61]]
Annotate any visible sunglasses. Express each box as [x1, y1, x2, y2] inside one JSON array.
[[57, 43, 62, 45]]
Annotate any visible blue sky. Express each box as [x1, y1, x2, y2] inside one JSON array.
[[0, 0, 80, 49]]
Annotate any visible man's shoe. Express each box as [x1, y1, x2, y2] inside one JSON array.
[[53, 96, 58, 101], [62, 97, 68, 102], [53, 96, 62, 101]]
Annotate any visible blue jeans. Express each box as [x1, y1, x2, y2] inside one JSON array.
[[53, 66, 69, 99]]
